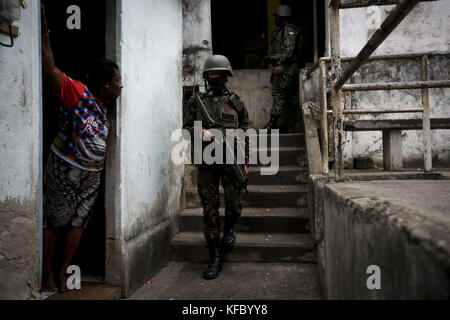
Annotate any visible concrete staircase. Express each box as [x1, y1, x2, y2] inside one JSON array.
[[170, 133, 316, 264]]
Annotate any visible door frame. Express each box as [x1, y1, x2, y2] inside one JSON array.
[[104, 0, 123, 290], [37, 0, 124, 294]]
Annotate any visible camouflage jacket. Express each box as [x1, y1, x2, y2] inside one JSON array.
[[183, 88, 250, 164], [266, 23, 301, 69]]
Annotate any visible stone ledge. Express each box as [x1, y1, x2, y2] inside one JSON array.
[[309, 174, 450, 299]]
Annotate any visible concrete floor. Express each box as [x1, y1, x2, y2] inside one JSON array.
[[330, 178, 450, 217], [128, 261, 322, 300]]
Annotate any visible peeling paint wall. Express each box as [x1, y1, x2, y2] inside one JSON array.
[[338, 1, 450, 168], [182, 0, 212, 89], [0, 3, 42, 299], [117, 0, 184, 297], [340, 55, 450, 167], [340, 2, 450, 56]]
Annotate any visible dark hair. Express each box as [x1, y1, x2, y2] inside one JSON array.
[[87, 58, 119, 92]]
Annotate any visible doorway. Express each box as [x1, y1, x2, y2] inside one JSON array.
[[41, 0, 107, 283], [210, 0, 326, 132], [211, 0, 326, 69]]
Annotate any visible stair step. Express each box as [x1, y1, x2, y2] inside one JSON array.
[[248, 166, 308, 185], [249, 147, 306, 166], [170, 231, 316, 263], [179, 207, 310, 233], [249, 133, 305, 148], [185, 185, 309, 209]]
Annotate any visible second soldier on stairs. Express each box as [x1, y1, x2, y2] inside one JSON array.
[[264, 5, 302, 131], [183, 55, 250, 280]]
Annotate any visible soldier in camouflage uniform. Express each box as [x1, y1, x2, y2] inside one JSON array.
[[183, 55, 250, 280], [264, 5, 302, 130]]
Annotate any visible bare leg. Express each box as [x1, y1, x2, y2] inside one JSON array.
[[58, 226, 84, 293], [42, 227, 58, 292]]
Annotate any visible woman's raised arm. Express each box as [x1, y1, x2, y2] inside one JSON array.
[[41, 4, 62, 92]]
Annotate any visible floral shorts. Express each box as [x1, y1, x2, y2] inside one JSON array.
[[43, 151, 101, 229]]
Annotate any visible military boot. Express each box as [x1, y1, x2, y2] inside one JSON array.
[[263, 114, 279, 131], [222, 215, 238, 252], [203, 235, 223, 280]]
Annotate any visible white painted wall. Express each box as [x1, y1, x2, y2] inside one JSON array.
[[182, 0, 212, 88], [0, 2, 42, 299], [118, 0, 183, 242], [337, 1, 450, 167], [0, 2, 41, 203]]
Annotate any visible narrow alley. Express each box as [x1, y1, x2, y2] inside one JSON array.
[[130, 132, 323, 300], [0, 0, 449, 305]]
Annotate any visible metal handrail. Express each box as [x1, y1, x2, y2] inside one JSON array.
[[342, 80, 450, 91], [326, 109, 423, 114], [305, 50, 449, 82], [320, 51, 449, 63], [339, 0, 437, 9], [333, 0, 420, 92], [319, 53, 447, 175], [322, 0, 446, 179]]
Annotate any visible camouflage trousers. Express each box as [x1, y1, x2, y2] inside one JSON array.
[[270, 65, 300, 117], [197, 164, 242, 241]]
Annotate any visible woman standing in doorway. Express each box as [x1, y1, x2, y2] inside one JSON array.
[[40, 4, 123, 293]]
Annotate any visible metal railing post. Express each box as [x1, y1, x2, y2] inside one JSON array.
[[421, 55, 432, 172], [332, 89, 344, 180], [313, 0, 319, 64], [319, 60, 329, 175], [330, 0, 344, 180]]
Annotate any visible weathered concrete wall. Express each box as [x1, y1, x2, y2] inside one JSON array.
[[342, 56, 450, 168], [118, 0, 184, 297], [0, 3, 42, 299], [310, 174, 450, 299], [182, 0, 212, 89], [337, 1, 450, 168], [227, 70, 273, 129], [340, 2, 450, 56]]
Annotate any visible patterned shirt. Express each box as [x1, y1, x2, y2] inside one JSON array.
[[52, 73, 109, 171]]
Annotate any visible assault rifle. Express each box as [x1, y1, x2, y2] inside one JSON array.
[[194, 94, 248, 194]]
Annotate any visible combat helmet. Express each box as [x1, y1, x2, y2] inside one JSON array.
[[273, 5, 292, 17], [203, 55, 233, 77]]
